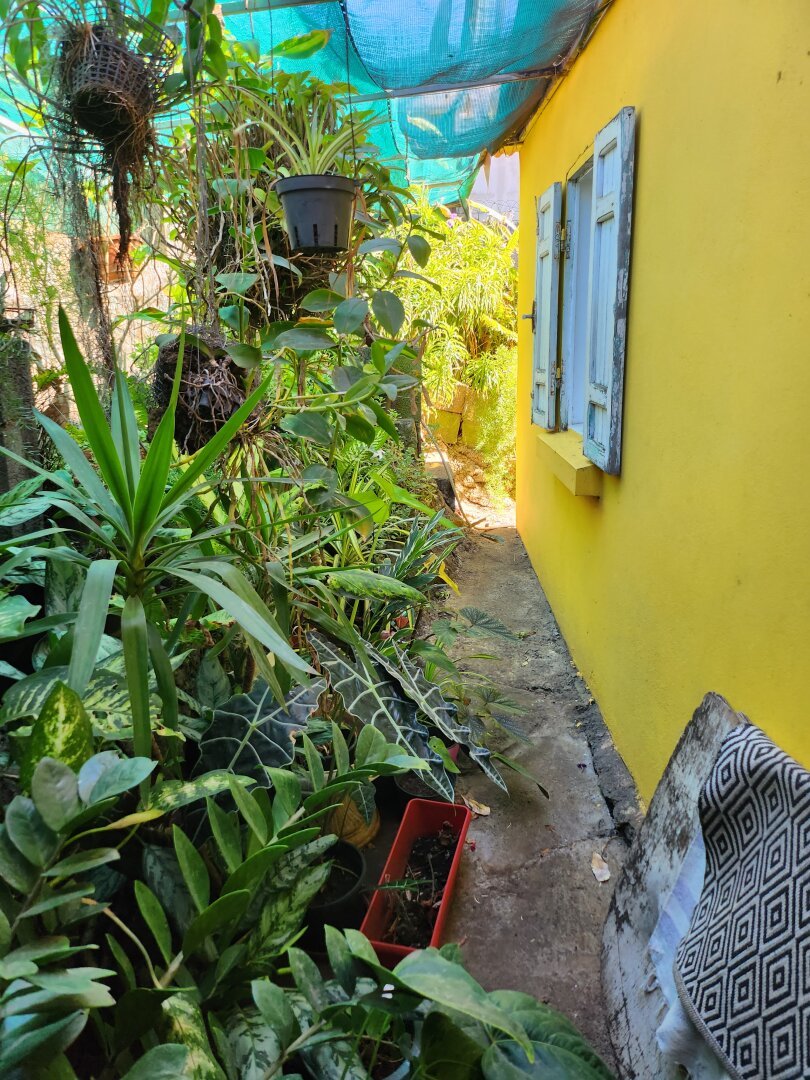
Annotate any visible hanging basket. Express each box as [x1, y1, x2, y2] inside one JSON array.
[[276, 175, 356, 253]]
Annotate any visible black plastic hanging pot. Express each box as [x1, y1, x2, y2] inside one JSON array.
[[275, 174, 356, 253]]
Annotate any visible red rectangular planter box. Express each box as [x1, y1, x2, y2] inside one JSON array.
[[360, 798, 472, 968]]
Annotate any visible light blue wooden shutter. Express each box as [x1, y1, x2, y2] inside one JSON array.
[[531, 181, 561, 429], [583, 107, 635, 474]]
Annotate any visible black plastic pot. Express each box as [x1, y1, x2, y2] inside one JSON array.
[[276, 174, 356, 252], [302, 840, 367, 951]]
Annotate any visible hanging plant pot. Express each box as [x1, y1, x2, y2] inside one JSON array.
[[276, 175, 356, 253], [360, 799, 472, 968]]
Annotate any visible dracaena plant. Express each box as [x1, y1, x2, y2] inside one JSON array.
[[0, 309, 312, 785]]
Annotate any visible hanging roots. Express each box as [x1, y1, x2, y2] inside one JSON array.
[[57, 19, 173, 264], [151, 328, 250, 455]]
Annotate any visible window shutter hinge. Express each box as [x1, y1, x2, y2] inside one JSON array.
[[564, 219, 571, 259], [555, 364, 561, 380], [554, 221, 562, 259]]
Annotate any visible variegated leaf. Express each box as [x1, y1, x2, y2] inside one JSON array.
[[161, 994, 226, 1079], [225, 1007, 283, 1080]]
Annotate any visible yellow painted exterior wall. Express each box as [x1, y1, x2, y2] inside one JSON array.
[[516, 0, 810, 801]]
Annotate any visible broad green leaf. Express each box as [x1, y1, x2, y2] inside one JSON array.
[[198, 678, 324, 790], [407, 234, 432, 267], [299, 288, 344, 312], [134, 880, 172, 964], [421, 1011, 483, 1078], [359, 238, 402, 256], [333, 297, 368, 335], [207, 798, 242, 876], [0, 823, 37, 892], [0, 1010, 87, 1073], [393, 950, 532, 1055], [313, 636, 450, 799], [324, 925, 357, 995], [371, 290, 406, 336], [216, 272, 259, 295], [5, 795, 59, 866], [488, 990, 615, 1078], [225, 342, 262, 369], [221, 844, 285, 896], [458, 606, 520, 640], [22, 685, 93, 795], [23, 884, 95, 917], [228, 776, 267, 845], [43, 847, 120, 879], [302, 734, 325, 792], [30, 757, 82, 831], [86, 757, 156, 804], [0, 594, 40, 642], [251, 978, 297, 1045], [273, 327, 336, 352], [280, 410, 334, 447], [183, 890, 250, 956], [173, 825, 210, 913], [197, 652, 232, 710], [120, 1044, 190, 1079]]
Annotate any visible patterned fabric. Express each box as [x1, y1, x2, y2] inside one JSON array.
[[675, 724, 810, 1080]]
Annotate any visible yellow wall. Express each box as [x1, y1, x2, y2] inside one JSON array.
[[517, 0, 810, 800]]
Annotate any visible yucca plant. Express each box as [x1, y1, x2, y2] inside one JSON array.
[[0, 309, 312, 789]]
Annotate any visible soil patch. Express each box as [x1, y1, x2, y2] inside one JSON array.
[[381, 823, 456, 948]]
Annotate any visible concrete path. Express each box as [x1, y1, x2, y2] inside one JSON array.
[[443, 528, 641, 1062]]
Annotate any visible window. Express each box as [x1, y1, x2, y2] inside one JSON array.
[[529, 107, 636, 475]]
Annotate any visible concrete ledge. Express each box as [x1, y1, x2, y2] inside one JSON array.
[[536, 428, 603, 497]]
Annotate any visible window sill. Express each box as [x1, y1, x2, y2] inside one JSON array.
[[535, 428, 602, 497]]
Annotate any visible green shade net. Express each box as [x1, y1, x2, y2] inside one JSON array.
[[0, 0, 597, 203], [221, 0, 597, 201]]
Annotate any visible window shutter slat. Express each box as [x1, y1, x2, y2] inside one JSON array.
[[583, 107, 636, 474], [531, 181, 562, 430]]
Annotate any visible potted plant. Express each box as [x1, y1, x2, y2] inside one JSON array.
[[256, 77, 377, 252], [360, 797, 472, 966]]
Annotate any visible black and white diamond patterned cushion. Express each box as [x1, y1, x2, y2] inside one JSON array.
[[675, 724, 810, 1080]]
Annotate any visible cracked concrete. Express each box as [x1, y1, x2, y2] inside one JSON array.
[[442, 528, 641, 1063]]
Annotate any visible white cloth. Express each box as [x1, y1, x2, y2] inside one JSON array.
[[648, 831, 733, 1080]]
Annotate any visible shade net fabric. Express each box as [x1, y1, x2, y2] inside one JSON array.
[[0, 0, 597, 203], [223, 0, 596, 201]]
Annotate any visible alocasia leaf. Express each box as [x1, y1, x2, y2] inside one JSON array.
[[311, 634, 453, 800], [197, 681, 325, 786]]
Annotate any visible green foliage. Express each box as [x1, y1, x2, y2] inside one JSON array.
[[395, 196, 519, 496], [0, 751, 158, 1073], [236, 934, 615, 1080]]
